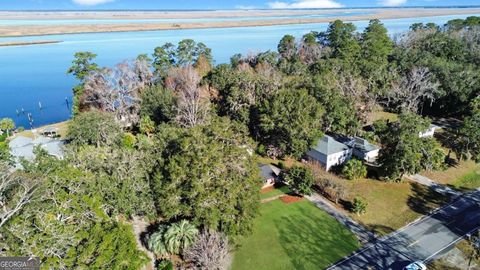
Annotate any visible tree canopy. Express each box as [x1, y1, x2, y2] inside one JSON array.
[[258, 88, 324, 158], [377, 113, 445, 181], [151, 118, 260, 236]]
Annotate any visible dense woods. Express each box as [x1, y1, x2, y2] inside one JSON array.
[[1, 16, 479, 269]]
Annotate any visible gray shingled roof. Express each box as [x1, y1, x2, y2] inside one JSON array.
[[8, 136, 33, 149], [10, 144, 35, 160], [259, 164, 281, 180], [33, 136, 51, 145], [9, 135, 65, 161], [353, 137, 380, 153], [311, 135, 350, 155], [41, 141, 65, 158]]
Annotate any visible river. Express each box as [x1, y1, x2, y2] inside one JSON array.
[[0, 13, 477, 128]]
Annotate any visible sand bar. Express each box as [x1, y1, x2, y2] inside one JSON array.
[[0, 8, 479, 37], [0, 40, 61, 46]]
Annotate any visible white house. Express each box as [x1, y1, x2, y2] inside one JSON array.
[[419, 124, 440, 138], [307, 135, 352, 171], [349, 137, 381, 163], [259, 164, 281, 189]]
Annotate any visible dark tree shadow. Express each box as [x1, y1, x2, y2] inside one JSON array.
[[407, 183, 451, 215], [366, 224, 396, 236], [339, 198, 353, 212], [389, 260, 412, 270], [445, 183, 473, 193], [140, 222, 164, 250]]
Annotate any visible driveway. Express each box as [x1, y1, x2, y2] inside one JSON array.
[[405, 174, 462, 198]]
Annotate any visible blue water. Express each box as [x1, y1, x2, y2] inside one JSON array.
[[0, 13, 477, 128], [0, 11, 372, 25]]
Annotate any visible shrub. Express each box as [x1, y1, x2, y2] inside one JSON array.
[[281, 166, 314, 196], [184, 230, 230, 270], [123, 133, 137, 149], [352, 197, 368, 215], [341, 159, 367, 180], [148, 220, 199, 256], [256, 144, 266, 156], [277, 161, 286, 170], [139, 116, 156, 136], [157, 260, 174, 270], [316, 178, 346, 204], [0, 142, 11, 162]]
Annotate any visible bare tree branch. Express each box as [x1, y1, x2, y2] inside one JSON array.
[[166, 65, 210, 127], [0, 163, 37, 229], [82, 59, 153, 127], [388, 67, 441, 113], [184, 230, 230, 270]]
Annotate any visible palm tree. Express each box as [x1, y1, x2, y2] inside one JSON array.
[[148, 225, 168, 257], [164, 220, 199, 254], [0, 118, 15, 138]]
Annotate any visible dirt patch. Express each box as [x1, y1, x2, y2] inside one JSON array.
[[261, 186, 275, 194], [280, 195, 304, 204]]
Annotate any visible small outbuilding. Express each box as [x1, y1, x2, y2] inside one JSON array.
[[259, 164, 281, 189], [307, 135, 352, 171]]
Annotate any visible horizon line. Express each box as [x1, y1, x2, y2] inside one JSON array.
[[1, 5, 480, 12]]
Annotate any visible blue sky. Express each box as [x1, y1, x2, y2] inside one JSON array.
[[1, 0, 478, 10]]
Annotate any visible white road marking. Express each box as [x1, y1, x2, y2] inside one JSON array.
[[408, 240, 420, 247], [423, 225, 480, 262]]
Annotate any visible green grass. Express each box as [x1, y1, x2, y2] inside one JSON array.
[[306, 166, 450, 236], [423, 161, 480, 191], [231, 200, 359, 270], [370, 108, 398, 123], [452, 168, 480, 190], [260, 186, 291, 200], [344, 180, 450, 236]]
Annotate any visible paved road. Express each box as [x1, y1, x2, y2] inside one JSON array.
[[327, 190, 480, 270]]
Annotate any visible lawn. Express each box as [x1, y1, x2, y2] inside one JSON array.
[[423, 160, 480, 191], [342, 179, 450, 235], [307, 167, 450, 236], [231, 200, 359, 270], [369, 107, 399, 123], [453, 169, 480, 190]]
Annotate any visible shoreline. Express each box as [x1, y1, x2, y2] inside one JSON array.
[[0, 8, 479, 38], [0, 9, 377, 20], [0, 40, 61, 46]]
